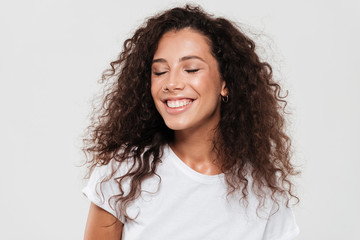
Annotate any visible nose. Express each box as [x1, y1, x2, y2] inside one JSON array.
[[162, 71, 185, 92]]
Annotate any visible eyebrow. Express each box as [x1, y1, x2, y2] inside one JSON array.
[[152, 55, 206, 64]]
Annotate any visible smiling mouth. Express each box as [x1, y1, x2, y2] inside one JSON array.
[[166, 99, 194, 108]]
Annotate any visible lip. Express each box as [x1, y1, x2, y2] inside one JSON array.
[[161, 96, 195, 102], [162, 98, 195, 115]]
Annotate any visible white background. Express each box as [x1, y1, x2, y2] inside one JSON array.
[[1, 0, 359, 239]]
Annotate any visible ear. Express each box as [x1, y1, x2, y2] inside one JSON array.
[[220, 80, 228, 97]]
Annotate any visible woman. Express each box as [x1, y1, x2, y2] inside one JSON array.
[[82, 5, 300, 240]]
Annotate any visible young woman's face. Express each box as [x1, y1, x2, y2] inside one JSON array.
[[151, 28, 227, 133]]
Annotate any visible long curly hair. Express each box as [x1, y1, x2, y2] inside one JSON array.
[[83, 4, 299, 221]]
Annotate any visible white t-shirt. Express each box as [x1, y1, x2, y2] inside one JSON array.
[[83, 145, 299, 240]]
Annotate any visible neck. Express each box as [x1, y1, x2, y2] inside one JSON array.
[[170, 125, 222, 175]]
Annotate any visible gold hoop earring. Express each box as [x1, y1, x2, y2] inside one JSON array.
[[222, 95, 229, 103]]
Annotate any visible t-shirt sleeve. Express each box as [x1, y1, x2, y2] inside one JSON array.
[[262, 199, 300, 240], [82, 161, 126, 223]]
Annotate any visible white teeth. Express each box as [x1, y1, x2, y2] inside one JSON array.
[[166, 99, 192, 108]]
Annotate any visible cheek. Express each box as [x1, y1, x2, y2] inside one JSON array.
[[192, 74, 221, 94], [189, 74, 207, 90], [150, 81, 163, 112], [150, 80, 157, 99]]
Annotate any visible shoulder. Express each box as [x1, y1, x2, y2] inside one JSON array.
[[82, 153, 136, 222], [262, 197, 300, 240]]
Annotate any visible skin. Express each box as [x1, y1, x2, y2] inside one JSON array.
[[84, 203, 123, 239], [151, 28, 227, 175], [84, 27, 227, 238]]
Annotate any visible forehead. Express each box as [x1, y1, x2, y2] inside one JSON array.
[[153, 28, 213, 58]]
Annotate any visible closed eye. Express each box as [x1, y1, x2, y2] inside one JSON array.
[[153, 71, 167, 76], [185, 69, 200, 73]]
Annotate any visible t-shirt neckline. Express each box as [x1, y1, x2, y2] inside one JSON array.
[[164, 144, 225, 184]]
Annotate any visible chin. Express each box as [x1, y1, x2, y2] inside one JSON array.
[[164, 124, 186, 131], [163, 120, 191, 131]]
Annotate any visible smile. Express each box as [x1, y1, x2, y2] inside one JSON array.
[[166, 99, 193, 108], [162, 98, 195, 114]]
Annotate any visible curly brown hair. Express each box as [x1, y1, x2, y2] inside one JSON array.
[[83, 4, 299, 221]]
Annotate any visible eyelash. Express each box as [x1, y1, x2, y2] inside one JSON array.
[[154, 71, 167, 76], [153, 69, 200, 76], [185, 69, 199, 73]]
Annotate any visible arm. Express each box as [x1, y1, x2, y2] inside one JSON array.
[[84, 203, 124, 240]]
